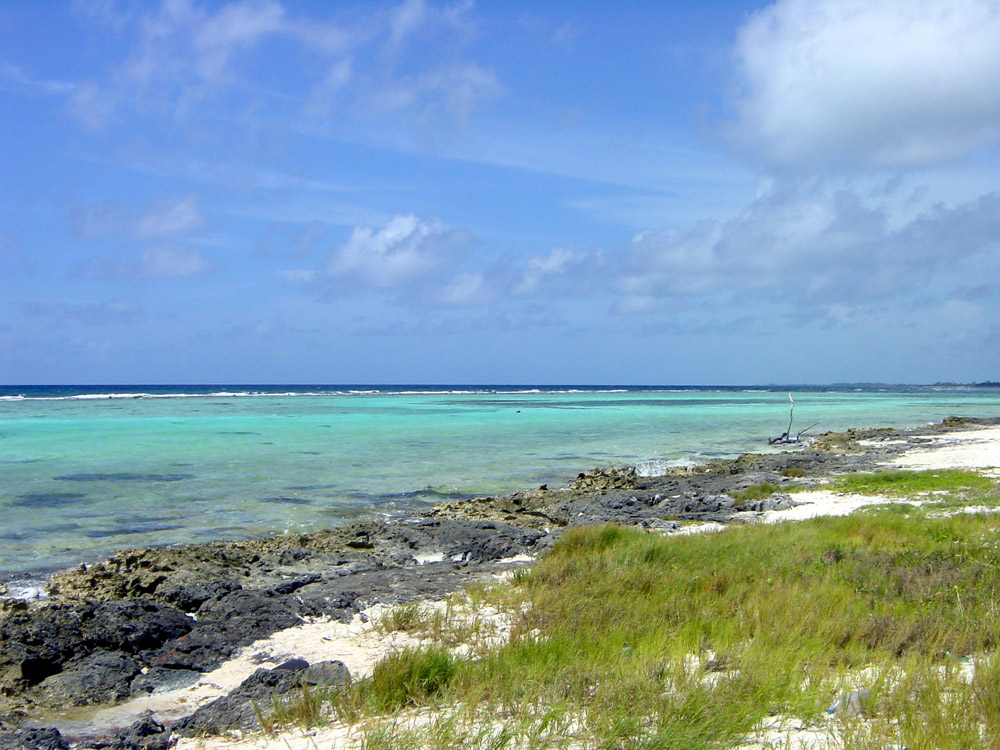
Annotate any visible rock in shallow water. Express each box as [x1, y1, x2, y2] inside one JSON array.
[[0, 599, 193, 702], [78, 713, 171, 750], [37, 651, 139, 706], [129, 666, 201, 696]]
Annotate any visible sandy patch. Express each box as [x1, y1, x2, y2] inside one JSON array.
[[751, 425, 1000, 525], [734, 715, 839, 750], [756, 489, 894, 523], [174, 721, 361, 749], [886, 425, 1000, 476], [167, 594, 518, 750]]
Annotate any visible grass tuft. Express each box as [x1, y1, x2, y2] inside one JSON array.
[[352, 646, 460, 714], [732, 481, 782, 504]]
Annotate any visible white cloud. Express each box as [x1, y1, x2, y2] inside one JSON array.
[[731, 0, 1000, 169], [0, 64, 117, 130], [386, 0, 475, 52], [141, 246, 208, 277], [388, 0, 429, 50], [279, 269, 318, 283], [305, 59, 353, 116], [363, 62, 502, 127], [325, 214, 464, 288], [616, 182, 1000, 313], [0, 62, 75, 96], [60, 0, 498, 132], [438, 271, 487, 305], [66, 81, 118, 129], [133, 195, 204, 238], [515, 247, 594, 294], [120, 0, 286, 90], [191, 0, 286, 82]]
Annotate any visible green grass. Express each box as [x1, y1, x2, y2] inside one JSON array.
[[313, 473, 1000, 748], [258, 681, 332, 734], [343, 646, 460, 715], [732, 481, 783, 504], [829, 469, 995, 496]]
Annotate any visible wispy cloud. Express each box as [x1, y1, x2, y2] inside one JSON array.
[[56, 0, 500, 136], [22, 297, 147, 325], [71, 195, 206, 241], [0, 62, 76, 96], [132, 195, 204, 238], [140, 246, 208, 277], [69, 195, 212, 281]]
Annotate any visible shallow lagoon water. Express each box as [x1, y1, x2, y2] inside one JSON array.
[[3, 384, 1000, 579]]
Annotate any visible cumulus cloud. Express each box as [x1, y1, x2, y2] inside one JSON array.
[[325, 214, 466, 289], [0, 63, 116, 129], [66, 81, 118, 129], [616, 182, 1000, 314], [385, 0, 475, 53], [304, 59, 353, 117], [63, 0, 325, 123], [514, 246, 598, 294], [730, 0, 1000, 169]]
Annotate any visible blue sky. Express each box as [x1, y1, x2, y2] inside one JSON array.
[[2, 0, 1000, 384]]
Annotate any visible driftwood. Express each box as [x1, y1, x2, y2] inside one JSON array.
[[769, 393, 820, 444]]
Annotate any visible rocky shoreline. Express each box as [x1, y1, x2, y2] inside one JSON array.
[[1, 417, 995, 749]]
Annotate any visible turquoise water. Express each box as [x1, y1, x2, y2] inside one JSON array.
[[3, 385, 1000, 579]]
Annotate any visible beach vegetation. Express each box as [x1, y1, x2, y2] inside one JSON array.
[[373, 598, 507, 652], [731, 481, 783, 504], [781, 466, 807, 478], [258, 680, 340, 734], [312, 487, 1000, 747], [828, 468, 995, 496], [348, 646, 460, 715], [375, 601, 435, 634]]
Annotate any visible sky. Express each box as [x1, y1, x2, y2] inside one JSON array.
[[2, 0, 1000, 385]]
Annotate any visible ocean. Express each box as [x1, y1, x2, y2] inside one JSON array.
[[3, 384, 1000, 585]]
